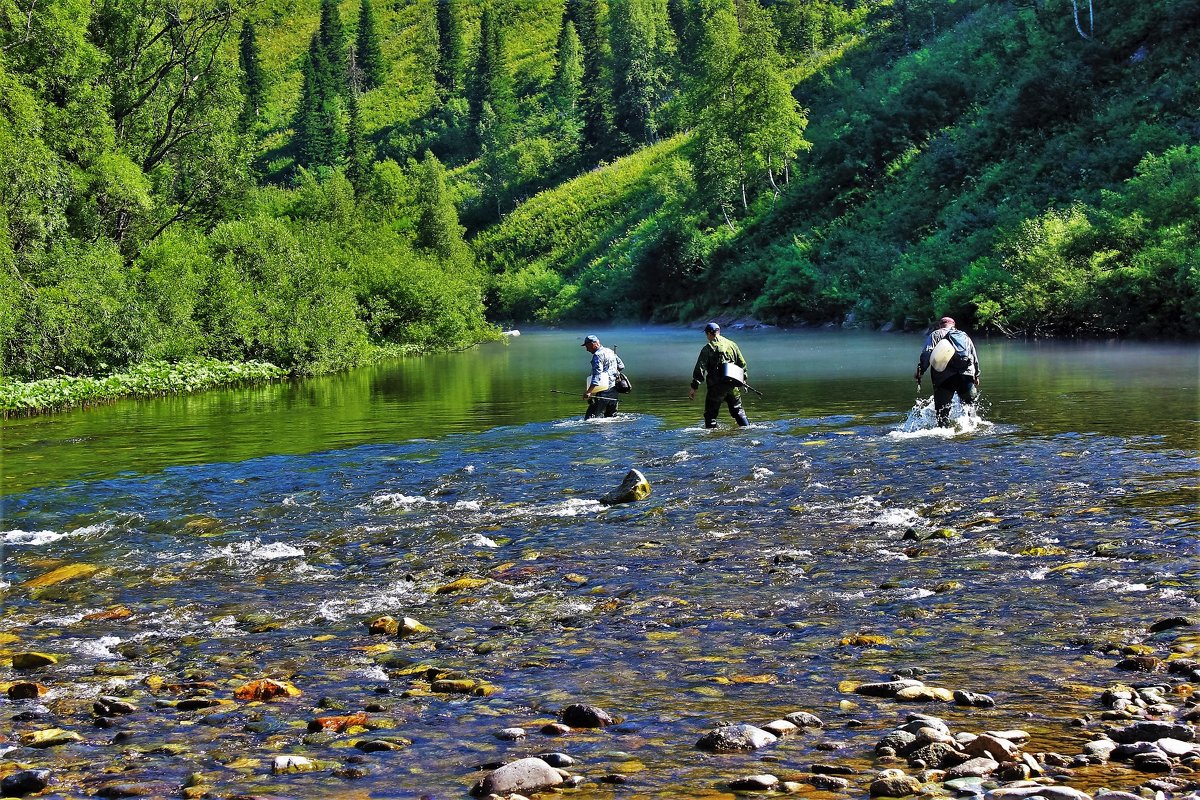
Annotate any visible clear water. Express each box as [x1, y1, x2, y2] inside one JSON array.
[[1, 327, 1197, 798]]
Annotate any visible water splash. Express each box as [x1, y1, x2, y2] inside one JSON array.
[[890, 394, 993, 437]]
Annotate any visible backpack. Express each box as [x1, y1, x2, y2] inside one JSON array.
[[944, 329, 973, 371], [615, 371, 632, 393]]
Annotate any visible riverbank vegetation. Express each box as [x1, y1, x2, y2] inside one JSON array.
[[2, 0, 1197, 405]]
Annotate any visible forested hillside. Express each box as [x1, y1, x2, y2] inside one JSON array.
[[2, 0, 1197, 386]]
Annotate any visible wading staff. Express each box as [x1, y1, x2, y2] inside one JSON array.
[[549, 389, 579, 396]]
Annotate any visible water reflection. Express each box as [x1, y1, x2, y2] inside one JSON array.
[[1, 328, 1196, 494]]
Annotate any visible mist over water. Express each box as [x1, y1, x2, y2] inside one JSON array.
[[1, 328, 1197, 797]]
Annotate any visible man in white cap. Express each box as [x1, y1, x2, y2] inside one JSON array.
[[581, 334, 624, 420], [914, 315, 980, 427], [688, 322, 750, 428]]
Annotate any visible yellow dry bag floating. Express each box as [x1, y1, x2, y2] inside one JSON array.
[[930, 338, 955, 372]]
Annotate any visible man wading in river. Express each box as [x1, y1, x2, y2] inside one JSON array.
[[914, 316, 980, 427], [581, 334, 623, 420], [688, 322, 750, 429]]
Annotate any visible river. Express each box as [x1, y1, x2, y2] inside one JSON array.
[[1, 327, 1197, 798]]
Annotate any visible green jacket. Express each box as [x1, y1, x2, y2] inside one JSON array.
[[690, 335, 747, 389]]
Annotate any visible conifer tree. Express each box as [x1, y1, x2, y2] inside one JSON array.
[[414, 150, 469, 264], [551, 18, 584, 117], [609, 0, 673, 148], [318, 0, 349, 96], [293, 0, 352, 170], [436, 0, 467, 94], [238, 20, 266, 131], [550, 19, 585, 155], [574, 0, 612, 151], [413, 0, 441, 97], [469, 6, 515, 128], [355, 0, 387, 92]]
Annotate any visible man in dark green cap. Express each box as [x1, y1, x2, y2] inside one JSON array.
[[688, 322, 750, 428]]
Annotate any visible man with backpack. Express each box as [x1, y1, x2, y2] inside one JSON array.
[[688, 322, 750, 429], [581, 334, 624, 420], [914, 316, 980, 427]]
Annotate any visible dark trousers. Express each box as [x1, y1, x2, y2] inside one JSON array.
[[584, 389, 619, 420], [933, 374, 979, 427], [704, 381, 749, 428]]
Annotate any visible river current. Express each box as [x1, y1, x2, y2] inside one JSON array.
[[1, 328, 1197, 798]]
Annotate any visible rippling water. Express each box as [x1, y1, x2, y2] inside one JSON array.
[[1, 329, 1198, 797]]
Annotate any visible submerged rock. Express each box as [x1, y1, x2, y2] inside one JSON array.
[[1, 769, 51, 796], [560, 703, 614, 728], [599, 469, 651, 506]]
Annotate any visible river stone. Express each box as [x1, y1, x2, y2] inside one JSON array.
[[95, 783, 175, 798], [965, 733, 1019, 761], [1082, 739, 1118, 760], [869, 771, 922, 797], [857, 679, 925, 697], [954, 690, 996, 707], [729, 774, 780, 790], [1111, 721, 1195, 743], [984, 729, 1030, 743], [895, 685, 955, 702], [495, 727, 527, 741], [907, 742, 968, 769], [1155, 737, 1200, 757], [11, 652, 57, 669], [19, 728, 83, 748], [877, 730, 919, 754], [783, 711, 824, 728], [901, 715, 950, 735], [94, 696, 137, 716], [275, 755, 323, 774], [471, 757, 565, 797], [599, 469, 651, 505], [944, 757, 999, 779], [1, 769, 51, 796], [761, 719, 799, 737], [355, 737, 411, 752], [537, 752, 575, 768], [986, 786, 1093, 800], [1093, 792, 1143, 800], [696, 724, 778, 752], [560, 703, 613, 728], [810, 774, 851, 790], [7, 682, 48, 700], [1131, 751, 1173, 771]]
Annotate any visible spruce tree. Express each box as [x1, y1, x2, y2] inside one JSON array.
[[318, 0, 350, 97], [551, 18, 584, 116], [414, 150, 469, 264], [413, 0, 441, 97], [469, 6, 514, 128], [436, 0, 467, 94], [575, 0, 611, 152], [238, 20, 266, 131], [292, 1, 352, 170], [355, 0, 386, 92]]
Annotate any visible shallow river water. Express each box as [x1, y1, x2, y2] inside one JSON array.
[[1, 327, 1198, 799]]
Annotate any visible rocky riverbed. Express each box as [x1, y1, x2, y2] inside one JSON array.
[[2, 413, 1197, 798]]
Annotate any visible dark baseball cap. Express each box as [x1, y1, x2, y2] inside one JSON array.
[[581, 335, 599, 346], [703, 322, 720, 334]]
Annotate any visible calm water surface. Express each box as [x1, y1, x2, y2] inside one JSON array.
[[1, 328, 1197, 798]]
